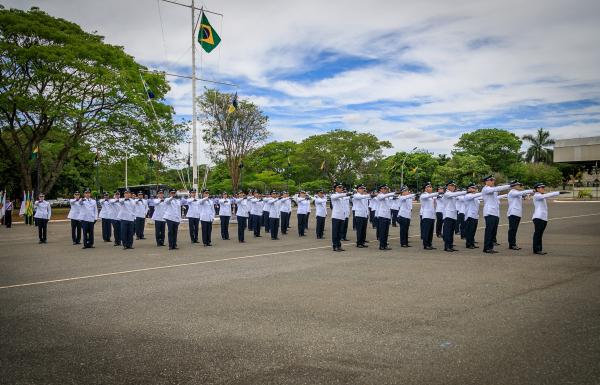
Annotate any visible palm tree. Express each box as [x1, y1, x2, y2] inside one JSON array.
[[523, 128, 555, 163]]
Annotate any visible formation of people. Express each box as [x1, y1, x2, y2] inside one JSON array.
[[29, 175, 566, 255]]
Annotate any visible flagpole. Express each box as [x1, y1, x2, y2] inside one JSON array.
[[191, 0, 198, 191]]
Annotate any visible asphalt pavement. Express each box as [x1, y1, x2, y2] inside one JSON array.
[[1, 201, 599, 384]]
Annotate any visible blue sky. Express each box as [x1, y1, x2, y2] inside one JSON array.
[[5, 0, 600, 165]]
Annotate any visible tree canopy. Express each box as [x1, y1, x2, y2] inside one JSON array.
[[0, 7, 185, 194], [453, 128, 522, 174]]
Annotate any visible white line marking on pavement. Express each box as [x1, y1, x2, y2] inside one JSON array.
[[1, 212, 598, 290]]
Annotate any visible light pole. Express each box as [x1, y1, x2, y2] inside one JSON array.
[[400, 146, 418, 188], [239, 161, 244, 191]]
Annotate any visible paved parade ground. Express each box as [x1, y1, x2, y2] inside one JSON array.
[[1, 201, 599, 385]]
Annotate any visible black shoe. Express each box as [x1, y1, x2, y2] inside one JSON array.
[[534, 251, 547, 255], [271, 237, 279, 240], [436, 234, 441, 238], [379, 246, 392, 251], [424, 246, 434, 250], [356, 244, 366, 248], [341, 238, 350, 241], [337, 247, 346, 251], [123, 247, 128, 250], [444, 248, 455, 252], [255, 235, 262, 238], [466, 246, 477, 249], [494, 242, 501, 246], [73, 242, 77, 245], [364, 240, 370, 243], [239, 240, 245, 243], [39, 240, 44, 244], [483, 249, 498, 254], [509, 246, 521, 250], [82, 246, 88, 249], [206, 243, 212, 246]]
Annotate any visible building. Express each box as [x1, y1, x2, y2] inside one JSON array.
[[554, 136, 600, 189]]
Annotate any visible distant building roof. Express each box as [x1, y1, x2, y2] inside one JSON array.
[[554, 136, 600, 163]]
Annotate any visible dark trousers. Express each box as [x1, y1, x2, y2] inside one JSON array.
[[465, 217, 478, 247], [155, 220, 165, 246], [508, 215, 521, 247], [280, 212, 290, 234], [112, 220, 122, 245], [82, 220, 95, 247], [262, 211, 270, 233], [220, 216, 230, 239], [248, 214, 254, 232], [331, 218, 344, 249], [306, 213, 310, 230], [25, 214, 33, 225], [166, 219, 179, 249], [399, 216, 411, 246], [101, 218, 112, 241], [352, 213, 356, 230], [237, 215, 247, 242], [36, 218, 48, 241], [377, 217, 391, 248], [421, 218, 434, 247], [269, 218, 279, 239], [355, 216, 368, 246], [148, 206, 155, 218], [70, 219, 81, 243], [297, 214, 307, 236], [201, 220, 212, 245], [4, 210, 12, 227], [435, 212, 444, 236], [135, 217, 145, 239], [533, 218, 547, 253], [455, 213, 464, 235], [370, 210, 376, 228], [188, 217, 199, 242], [374, 216, 380, 239], [120, 220, 134, 248], [342, 218, 349, 239], [443, 217, 456, 250], [252, 214, 262, 237], [391, 209, 399, 227], [316, 215, 326, 238], [484, 215, 500, 251]]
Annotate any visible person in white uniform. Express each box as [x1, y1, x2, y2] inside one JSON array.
[[314, 190, 328, 239], [352, 184, 370, 248], [375, 184, 398, 250], [419, 182, 438, 250], [163, 188, 182, 250], [435, 186, 445, 238], [531, 183, 565, 255], [151, 190, 167, 246], [398, 186, 416, 248], [68, 191, 82, 245], [463, 183, 483, 249], [33, 193, 51, 243], [481, 175, 511, 254], [505, 181, 534, 250], [79, 188, 98, 249], [442, 181, 467, 252], [99, 192, 114, 242]]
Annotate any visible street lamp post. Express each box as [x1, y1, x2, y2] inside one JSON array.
[[400, 147, 418, 188], [239, 161, 244, 192]]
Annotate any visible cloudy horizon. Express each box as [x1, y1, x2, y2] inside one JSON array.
[[4, 0, 600, 166]]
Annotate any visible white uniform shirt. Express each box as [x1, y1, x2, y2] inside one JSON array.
[[33, 200, 52, 220], [199, 198, 215, 222], [435, 194, 445, 214], [296, 197, 310, 215], [218, 199, 232, 217], [314, 196, 327, 217], [443, 191, 467, 220], [330, 192, 348, 220], [375, 192, 397, 219], [116, 198, 136, 221], [79, 198, 98, 222], [234, 198, 250, 217], [134, 199, 148, 218], [279, 197, 291, 213], [162, 197, 182, 223], [464, 193, 483, 220], [369, 197, 379, 216], [182, 197, 201, 219], [99, 199, 114, 220], [398, 194, 416, 218], [506, 189, 534, 218], [263, 198, 282, 219], [151, 199, 167, 221], [249, 198, 262, 216], [532, 191, 560, 221], [352, 194, 370, 218], [481, 184, 511, 217], [419, 192, 438, 220], [456, 195, 466, 214], [342, 196, 350, 219], [68, 198, 82, 220]]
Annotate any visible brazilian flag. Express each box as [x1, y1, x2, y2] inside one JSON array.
[[198, 13, 221, 53]]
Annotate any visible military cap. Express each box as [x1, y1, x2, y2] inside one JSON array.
[[333, 182, 343, 189], [169, 188, 177, 193], [446, 180, 457, 187], [74, 191, 80, 194], [356, 184, 366, 189], [509, 180, 523, 187], [400, 185, 408, 192], [466, 182, 477, 189], [84, 188, 91, 193], [482, 175, 495, 182], [202, 189, 209, 193], [533, 182, 546, 189], [379, 184, 389, 190], [423, 181, 432, 189], [189, 188, 197, 193]]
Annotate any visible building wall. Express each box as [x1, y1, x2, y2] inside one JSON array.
[[554, 136, 600, 163]]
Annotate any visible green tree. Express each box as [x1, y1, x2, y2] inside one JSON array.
[[506, 162, 562, 187], [198, 89, 269, 192], [453, 129, 522, 173], [433, 153, 491, 186], [0, 8, 184, 194], [386, 151, 439, 189], [296, 130, 392, 186], [523, 128, 555, 164]]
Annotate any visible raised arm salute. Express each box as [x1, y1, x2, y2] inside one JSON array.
[[531, 183, 564, 255], [151, 190, 167, 246], [419, 182, 437, 250], [68, 191, 82, 245], [463, 183, 483, 249], [481, 175, 511, 254], [352, 185, 370, 248], [442, 181, 467, 252], [330, 183, 351, 252], [314, 190, 328, 239], [375, 184, 398, 251], [79, 189, 98, 249], [163, 189, 182, 250], [182, 189, 201, 244], [33, 193, 51, 243], [506, 181, 534, 250]]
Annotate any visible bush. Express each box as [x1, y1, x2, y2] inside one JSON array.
[[578, 189, 593, 199]]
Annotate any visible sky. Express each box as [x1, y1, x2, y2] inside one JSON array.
[[4, 0, 600, 166]]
